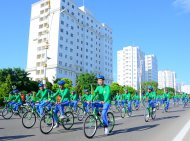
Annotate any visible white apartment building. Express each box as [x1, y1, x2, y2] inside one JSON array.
[[158, 70, 176, 89], [117, 46, 145, 90], [145, 55, 158, 82], [26, 0, 113, 85], [181, 85, 190, 94]]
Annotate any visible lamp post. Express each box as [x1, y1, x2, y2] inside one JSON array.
[[42, 7, 66, 85]]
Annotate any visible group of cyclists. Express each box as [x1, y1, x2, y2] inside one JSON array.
[[1, 75, 190, 137]]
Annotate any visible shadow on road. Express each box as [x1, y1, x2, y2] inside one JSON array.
[[155, 116, 179, 121], [167, 109, 185, 113], [0, 135, 35, 141], [94, 124, 159, 139]]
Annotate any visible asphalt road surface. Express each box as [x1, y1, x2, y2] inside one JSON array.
[[0, 103, 190, 141]]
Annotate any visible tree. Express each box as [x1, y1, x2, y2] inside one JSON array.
[[52, 78, 73, 92], [110, 83, 121, 96], [141, 81, 158, 92], [76, 73, 97, 95]]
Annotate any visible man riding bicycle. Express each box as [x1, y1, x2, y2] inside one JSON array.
[[51, 80, 70, 128], [163, 89, 170, 111], [145, 86, 156, 111], [82, 89, 92, 113], [122, 89, 132, 113], [92, 75, 111, 135]]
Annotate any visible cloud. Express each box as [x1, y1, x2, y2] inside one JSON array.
[[173, 0, 190, 13]]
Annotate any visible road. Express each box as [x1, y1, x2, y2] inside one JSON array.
[[0, 104, 190, 141]]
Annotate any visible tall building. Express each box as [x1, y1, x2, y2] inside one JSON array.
[[26, 0, 113, 85], [145, 55, 158, 82], [117, 46, 145, 90], [181, 85, 190, 94], [158, 70, 176, 89]]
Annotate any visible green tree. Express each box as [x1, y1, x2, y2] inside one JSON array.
[[52, 78, 73, 92], [110, 83, 121, 96], [141, 81, 158, 92], [76, 73, 97, 95]]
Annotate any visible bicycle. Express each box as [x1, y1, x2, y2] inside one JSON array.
[[22, 102, 52, 129], [40, 102, 74, 134], [132, 100, 140, 111], [120, 102, 132, 118], [144, 102, 156, 122], [162, 100, 169, 113], [2, 100, 27, 119], [83, 106, 115, 138]]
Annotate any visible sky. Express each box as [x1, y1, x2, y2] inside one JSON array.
[[0, 0, 190, 84]]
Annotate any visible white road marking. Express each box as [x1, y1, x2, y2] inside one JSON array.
[[172, 120, 190, 141]]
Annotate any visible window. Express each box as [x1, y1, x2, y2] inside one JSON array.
[[60, 36, 63, 40], [60, 29, 63, 32], [61, 20, 64, 25]]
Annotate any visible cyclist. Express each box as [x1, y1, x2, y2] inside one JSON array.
[[122, 89, 132, 113], [12, 89, 23, 113], [36, 83, 50, 117], [115, 93, 122, 107], [145, 86, 156, 112], [92, 75, 111, 135], [70, 90, 79, 112], [133, 92, 140, 110], [51, 80, 70, 128], [82, 89, 92, 113], [163, 89, 170, 111]]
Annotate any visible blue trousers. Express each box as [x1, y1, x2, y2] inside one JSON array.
[[134, 100, 140, 108], [70, 101, 78, 111], [13, 102, 22, 111], [36, 100, 47, 116], [92, 102, 110, 127], [148, 100, 156, 109], [53, 100, 70, 123], [83, 102, 90, 113], [122, 100, 132, 112], [163, 99, 170, 110]]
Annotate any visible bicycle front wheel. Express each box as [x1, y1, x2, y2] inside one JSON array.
[[77, 106, 85, 121], [144, 108, 150, 122], [121, 107, 126, 118], [151, 108, 156, 120], [22, 111, 36, 129], [40, 113, 54, 134], [18, 107, 28, 118], [107, 112, 115, 133], [83, 115, 97, 139], [62, 111, 74, 130], [2, 107, 13, 120]]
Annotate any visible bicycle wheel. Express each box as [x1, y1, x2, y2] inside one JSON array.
[[107, 112, 115, 133], [22, 111, 36, 129], [83, 115, 97, 139], [144, 108, 150, 122], [77, 106, 85, 121], [18, 107, 28, 118], [62, 111, 74, 130], [40, 113, 54, 134], [2, 107, 13, 119], [120, 107, 126, 118], [151, 108, 156, 120]]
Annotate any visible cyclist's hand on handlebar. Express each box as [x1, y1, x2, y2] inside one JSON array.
[[100, 101, 104, 104]]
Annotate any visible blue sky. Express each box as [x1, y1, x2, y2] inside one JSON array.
[[0, 0, 190, 84]]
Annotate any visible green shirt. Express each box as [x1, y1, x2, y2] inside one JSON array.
[[71, 94, 79, 101], [163, 92, 170, 99], [52, 88, 70, 102], [145, 91, 156, 100], [94, 85, 111, 104], [36, 89, 49, 101], [122, 93, 131, 101], [9, 95, 16, 101], [115, 94, 121, 101], [82, 94, 92, 102], [14, 94, 22, 103], [133, 95, 140, 100]]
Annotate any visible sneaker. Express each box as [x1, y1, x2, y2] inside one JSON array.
[[104, 127, 109, 135], [59, 115, 65, 120], [53, 123, 59, 129]]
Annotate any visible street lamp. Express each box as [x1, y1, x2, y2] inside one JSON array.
[[42, 8, 66, 85]]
